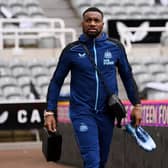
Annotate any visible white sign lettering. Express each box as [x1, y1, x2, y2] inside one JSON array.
[[30, 109, 41, 123], [18, 110, 27, 123]]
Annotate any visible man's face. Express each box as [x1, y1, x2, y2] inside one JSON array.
[[82, 11, 104, 38]]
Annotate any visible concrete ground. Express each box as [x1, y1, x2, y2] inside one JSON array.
[[0, 142, 76, 168]]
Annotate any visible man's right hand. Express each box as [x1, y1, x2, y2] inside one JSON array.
[[44, 115, 57, 132]]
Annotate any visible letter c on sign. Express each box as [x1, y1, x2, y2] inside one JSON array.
[[18, 110, 27, 123]]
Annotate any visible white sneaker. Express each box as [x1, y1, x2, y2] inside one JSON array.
[[125, 124, 156, 152], [137, 126, 156, 150]]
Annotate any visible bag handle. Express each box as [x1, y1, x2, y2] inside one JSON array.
[[80, 43, 113, 96]]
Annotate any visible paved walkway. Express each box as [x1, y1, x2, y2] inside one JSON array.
[[0, 142, 76, 168]]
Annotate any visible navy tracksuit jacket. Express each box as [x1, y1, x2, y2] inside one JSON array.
[[46, 32, 140, 168]]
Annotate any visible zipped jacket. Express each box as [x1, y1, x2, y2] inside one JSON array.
[[47, 32, 140, 117]]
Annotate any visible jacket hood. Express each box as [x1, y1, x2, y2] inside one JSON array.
[[79, 32, 108, 43]]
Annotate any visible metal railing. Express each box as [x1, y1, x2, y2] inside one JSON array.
[[0, 18, 77, 52]]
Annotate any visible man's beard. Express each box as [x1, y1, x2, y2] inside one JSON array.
[[85, 30, 101, 38]]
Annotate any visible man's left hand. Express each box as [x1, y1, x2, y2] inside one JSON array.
[[130, 104, 142, 127]]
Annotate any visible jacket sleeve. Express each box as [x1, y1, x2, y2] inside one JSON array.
[[116, 43, 141, 105], [46, 48, 71, 112]]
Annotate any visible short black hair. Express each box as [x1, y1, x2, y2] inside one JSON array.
[[82, 7, 104, 18]]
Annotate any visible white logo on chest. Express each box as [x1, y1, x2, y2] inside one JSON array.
[[104, 50, 112, 59], [78, 53, 86, 58], [103, 50, 114, 65]]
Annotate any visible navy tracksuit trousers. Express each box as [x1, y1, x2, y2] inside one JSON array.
[[71, 112, 114, 168]]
